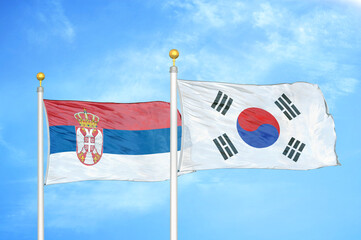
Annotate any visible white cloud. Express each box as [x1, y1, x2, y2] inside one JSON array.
[[0, 127, 26, 161], [28, 0, 75, 43], [91, 0, 360, 108], [86, 47, 172, 103], [338, 78, 358, 93], [3, 174, 199, 232], [248, 3, 361, 105], [165, 0, 246, 28], [253, 2, 283, 27], [48, 1, 360, 109], [320, 77, 359, 107], [334, 0, 361, 7], [4, 181, 169, 231], [44, 182, 168, 230]]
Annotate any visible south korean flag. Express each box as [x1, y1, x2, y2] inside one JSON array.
[[177, 79, 339, 172]]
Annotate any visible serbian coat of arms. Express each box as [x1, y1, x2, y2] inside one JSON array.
[[74, 109, 103, 166]]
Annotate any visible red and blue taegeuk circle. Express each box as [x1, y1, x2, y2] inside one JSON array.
[[236, 108, 280, 148]]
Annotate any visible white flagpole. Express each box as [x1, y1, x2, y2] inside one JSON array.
[[169, 49, 179, 240], [37, 72, 45, 240]]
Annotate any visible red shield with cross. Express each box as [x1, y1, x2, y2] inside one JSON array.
[[74, 109, 103, 166]]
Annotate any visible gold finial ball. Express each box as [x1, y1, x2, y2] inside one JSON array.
[[169, 49, 179, 60], [36, 72, 45, 81]]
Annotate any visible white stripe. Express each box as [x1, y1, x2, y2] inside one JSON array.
[[45, 151, 183, 185]]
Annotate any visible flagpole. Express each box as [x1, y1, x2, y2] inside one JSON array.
[[37, 72, 45, 240], [169, 49, 179, 240]]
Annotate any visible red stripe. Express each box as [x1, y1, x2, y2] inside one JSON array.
[[44, 99, 181, 130]]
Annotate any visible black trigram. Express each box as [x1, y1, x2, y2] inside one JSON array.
[[213, 133, 238, 160], [211, 91, 233, 115], [283, 137, 306, 162], [275, 93, 300, 120]]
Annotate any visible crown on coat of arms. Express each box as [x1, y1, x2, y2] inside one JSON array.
[[74, 109, 99, 128]]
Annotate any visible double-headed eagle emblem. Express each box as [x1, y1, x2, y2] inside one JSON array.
[[74, 109, 103, 166]]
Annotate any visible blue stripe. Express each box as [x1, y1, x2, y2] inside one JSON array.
[[49, 126, 76, 153], [49, 125, 182, 155]]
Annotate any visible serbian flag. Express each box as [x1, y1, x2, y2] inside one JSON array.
[[177, 79, 339, 172], [44, 100, 181, 185]]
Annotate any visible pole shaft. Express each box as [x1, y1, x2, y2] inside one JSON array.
[[170, 66, 178, 240], [37, 86, 44, 240]]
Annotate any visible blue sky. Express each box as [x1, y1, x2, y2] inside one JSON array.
[[1, 0, 361, 239]]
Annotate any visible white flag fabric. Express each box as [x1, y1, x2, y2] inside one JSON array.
[[177, 79, 338, 172]]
